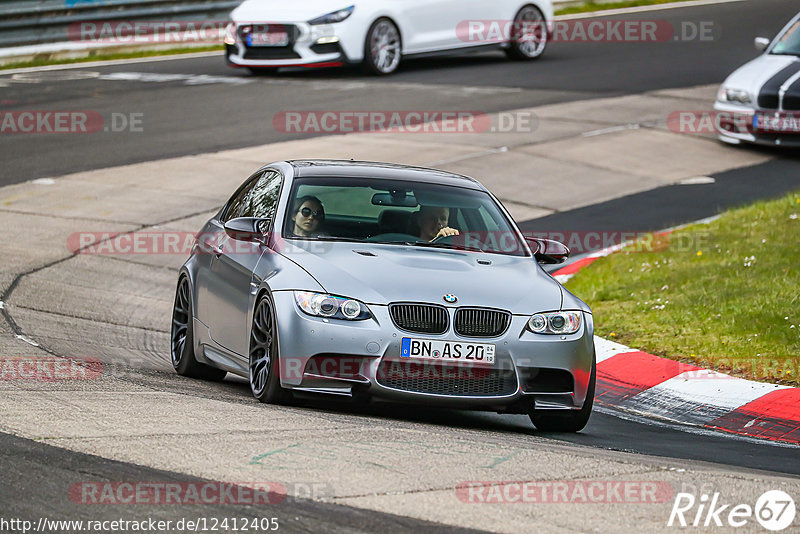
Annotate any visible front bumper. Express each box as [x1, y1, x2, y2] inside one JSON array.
[[271, 291, 595, 412], [225, 20, 358, 68], [713, 101, 800, 147]]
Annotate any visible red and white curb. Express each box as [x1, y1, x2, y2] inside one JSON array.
[[551, 218, 800, 446], [591, 336, 800, 445]]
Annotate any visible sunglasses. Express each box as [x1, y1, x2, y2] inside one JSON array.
[[298, 207, 324, 219]]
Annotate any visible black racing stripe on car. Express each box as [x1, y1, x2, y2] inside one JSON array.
[[782, 75, 800, 110], [757, 62, 800, 109]]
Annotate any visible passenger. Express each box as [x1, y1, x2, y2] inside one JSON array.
[[290, 195, 325, 237], [416, 206, 459, 242]]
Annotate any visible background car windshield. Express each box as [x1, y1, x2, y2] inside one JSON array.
[[772, 20, 800, 55], [284, 177, 527, 256]]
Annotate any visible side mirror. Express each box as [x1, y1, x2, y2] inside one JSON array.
[[754, 37, 770, 52], [527, 238, 570, 264], [224, 217, 270, 243]]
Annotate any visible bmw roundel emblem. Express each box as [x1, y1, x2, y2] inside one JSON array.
[[443, 294, 458, 303]]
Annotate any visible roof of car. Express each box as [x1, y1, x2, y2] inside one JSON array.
[[287, 160, 485, 190]]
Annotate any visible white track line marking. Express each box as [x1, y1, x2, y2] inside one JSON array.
[[594, 335, 635, 363]]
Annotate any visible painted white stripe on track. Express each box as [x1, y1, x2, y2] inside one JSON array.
[[622, 370, 791, 425], [593, 335, 634, 363]]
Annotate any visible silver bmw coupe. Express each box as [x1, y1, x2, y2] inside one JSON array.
[[171, 160, 595, 432]]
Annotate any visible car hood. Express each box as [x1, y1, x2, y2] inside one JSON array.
[[722, 54, 800, 102], [232, 0, 353, 23], [278, 241, 564, 314]]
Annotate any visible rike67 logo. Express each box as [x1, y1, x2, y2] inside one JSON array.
[[668, 490, 796, 531]]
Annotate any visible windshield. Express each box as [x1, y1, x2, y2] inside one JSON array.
[[283, 176, 527, 256], [771, 19, 800, 55]]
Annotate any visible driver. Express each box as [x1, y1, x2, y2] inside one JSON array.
[[416, 206, 459, 242]]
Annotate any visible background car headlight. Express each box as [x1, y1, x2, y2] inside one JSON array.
[[309, 6, 354, 25], [717, 87, 752, 105], [528, 311, 582, 334], [294, 291, 371, 321]]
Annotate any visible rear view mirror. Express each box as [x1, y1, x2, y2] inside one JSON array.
[[372, 192, 418, 207], [527, 238, 570, 264], [224, 217, 270, 243], [754, 37, 770, 52]]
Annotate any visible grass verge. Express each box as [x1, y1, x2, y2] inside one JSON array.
[[556, 0, 704, 16], [565, 191, 800, 386], [0, 45, 223, 71]]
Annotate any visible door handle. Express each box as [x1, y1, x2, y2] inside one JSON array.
[[212, 244, 224, 257]]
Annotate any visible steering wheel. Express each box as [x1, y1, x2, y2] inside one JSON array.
[[430, 233, 455, 245]]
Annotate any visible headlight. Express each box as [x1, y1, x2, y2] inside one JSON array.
[[294, 291, 371, 321], [223, 22, 236, 45], [527, 311, 582, 335], [309, 5, 354, 25], [717, 87, 752, 105]]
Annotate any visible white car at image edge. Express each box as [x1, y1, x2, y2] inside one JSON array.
[[223, 0, 553, 75]]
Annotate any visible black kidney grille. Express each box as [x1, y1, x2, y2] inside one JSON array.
[[377, 361, 517, 396], [454, 308, 511, 337], [389, 304, 448, 334]]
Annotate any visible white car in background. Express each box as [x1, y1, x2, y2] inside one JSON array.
[[714, 12, 800, 146], [223, 0, 553, 75]]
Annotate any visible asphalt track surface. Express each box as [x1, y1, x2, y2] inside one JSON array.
[[0, 0, 799, 184], [0, 431, 486, 533], [1, 0, 800, 528]]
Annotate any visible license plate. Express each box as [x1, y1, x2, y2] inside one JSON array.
[[247, 31, 289, 47], [401, 338, 495, 365], [753, 113, 800, 133]]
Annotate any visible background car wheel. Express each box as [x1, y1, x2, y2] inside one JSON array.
[[530, 360, 595, 432], [363, 18, 402, 75], [171, 276, 227, 381], [505, 5, 548, 61], [249, 294, 291, 404]]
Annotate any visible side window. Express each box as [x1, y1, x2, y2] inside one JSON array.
[[222, 173, 260, 223], [244, 170, 283, 220]]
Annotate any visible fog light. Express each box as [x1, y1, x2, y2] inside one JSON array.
[[316, 36, 340, 45]]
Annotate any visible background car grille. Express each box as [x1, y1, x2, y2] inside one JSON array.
[[243, 47, 301, 60], [389, 304, 448, 334], [377, 361, 517, 396], [454, 307, 511, 337], [240, 24, 301, 60], [758, 93, 780, 110]]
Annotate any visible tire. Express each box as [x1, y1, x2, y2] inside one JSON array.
[[171, 276, 227, 381], [249, 293, 291, 404], [505, 5, 548, 61], [362, 18, 402, 75], [530, 360, 595, 432]]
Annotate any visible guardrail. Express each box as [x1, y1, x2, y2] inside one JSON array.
[[0, 0, 242, 48]]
